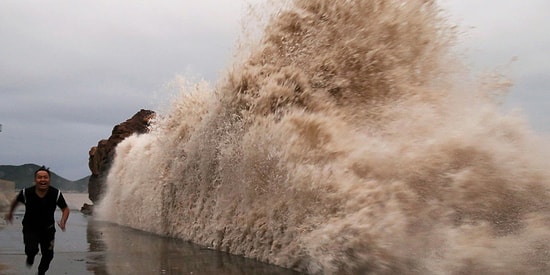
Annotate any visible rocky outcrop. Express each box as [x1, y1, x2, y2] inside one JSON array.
[[87, 109, 155, 206]]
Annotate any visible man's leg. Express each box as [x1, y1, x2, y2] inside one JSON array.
[[22, 228, 39, 267], [37, 227, 55, 275]]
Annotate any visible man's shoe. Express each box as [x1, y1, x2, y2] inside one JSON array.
[[26, 255, 34, 267]]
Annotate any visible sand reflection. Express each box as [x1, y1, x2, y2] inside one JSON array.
[[86, 218, 302, 274], [1, 193, 300, 274]]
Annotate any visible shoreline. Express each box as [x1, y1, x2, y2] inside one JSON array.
[[0, 193, 303, 275]]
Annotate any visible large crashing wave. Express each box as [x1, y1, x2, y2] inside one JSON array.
[[97, 0, 550, 273]]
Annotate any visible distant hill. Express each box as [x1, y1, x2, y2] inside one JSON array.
[[0, 164, 89, 192]]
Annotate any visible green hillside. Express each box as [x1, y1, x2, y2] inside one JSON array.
[[0, 164, 88, 192]]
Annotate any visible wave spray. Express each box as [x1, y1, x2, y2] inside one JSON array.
[[97, 0, 550, 273]]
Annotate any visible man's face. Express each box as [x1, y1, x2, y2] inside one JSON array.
[[34, 170, 50, 191]]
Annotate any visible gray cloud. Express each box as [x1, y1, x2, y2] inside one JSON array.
[[1, 0, 548, 179], [0, 0, 252, 179], [443, 0, 550, 133]]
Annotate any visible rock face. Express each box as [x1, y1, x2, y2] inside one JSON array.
[[88, 109, 155, 205]]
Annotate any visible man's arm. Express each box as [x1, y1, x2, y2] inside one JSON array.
[[58, 207, 70, 231]]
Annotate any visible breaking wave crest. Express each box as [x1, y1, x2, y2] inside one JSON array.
[[97, 0, 550, 273]]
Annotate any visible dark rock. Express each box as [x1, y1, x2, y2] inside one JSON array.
[[87, 109, 155, 207]]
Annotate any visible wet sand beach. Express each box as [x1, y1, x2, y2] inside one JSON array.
[[0, 193, 302, 275]]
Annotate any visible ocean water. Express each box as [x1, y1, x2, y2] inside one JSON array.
[[96, 0, 550, 274]]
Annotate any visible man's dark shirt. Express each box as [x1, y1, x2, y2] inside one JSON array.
[[16, 186, 68, 230]]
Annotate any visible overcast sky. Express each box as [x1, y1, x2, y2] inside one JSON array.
[[1, 0, 548, 180]]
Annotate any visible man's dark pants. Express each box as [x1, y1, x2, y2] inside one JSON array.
[[23, 226, 55, 274]]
